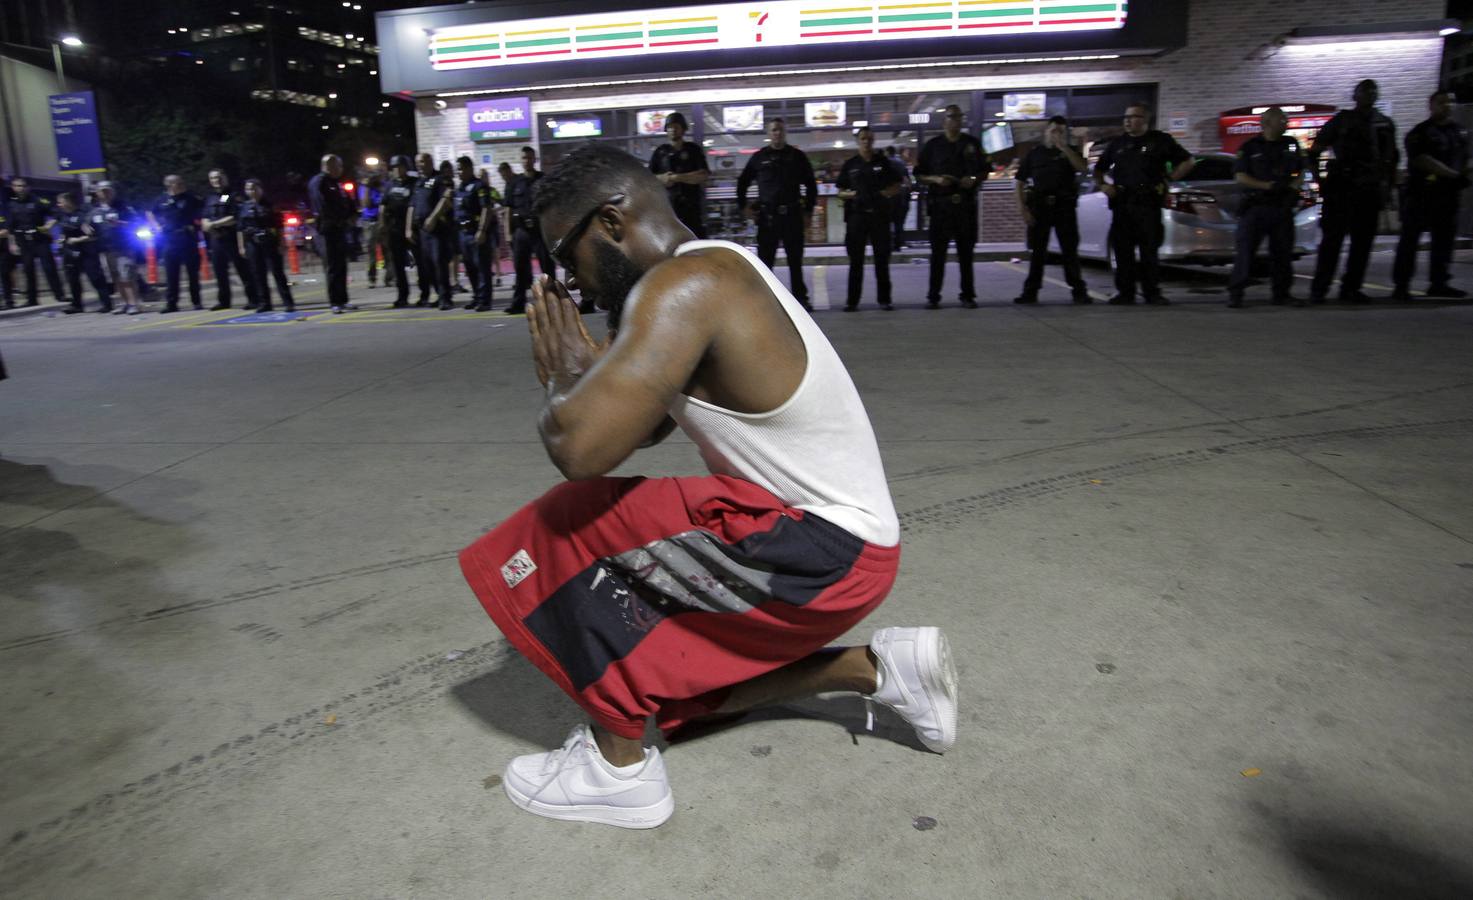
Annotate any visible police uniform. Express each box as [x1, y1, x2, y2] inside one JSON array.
[[239, 196, 295, 312], [58, 205, 111, 312], [6, 192, 66, 307], [0, 200, 15, 308], [737, 144, 817, 305], [307, 171, 355, 310], [410, 170, 455, 309], [1309, 107, 1398, 302], [151, 191, 205, 311], [506, 170, 554, 314], [203, 188, 259, 310], [915, 132, 988, 307], [837, 150, 901, 309], [1093, 129, 1192, 303], [1393, 116, 1469, 298], [1228, 135, 1304, 306], [1015, 143, 1090, 302], [87, 199, 139, 306], [381, 168, 416, 307], [360, 181, 384, 288], [454, 174, 494, 311], [650, 139, 711, 238]]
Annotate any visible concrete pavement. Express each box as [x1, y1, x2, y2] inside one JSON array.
[[1, 247, 1472, 898]]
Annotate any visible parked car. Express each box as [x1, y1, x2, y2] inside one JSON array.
[[1063, 154, 1321, 266]]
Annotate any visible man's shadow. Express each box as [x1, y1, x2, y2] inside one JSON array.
[[449, 650, 929, 752]]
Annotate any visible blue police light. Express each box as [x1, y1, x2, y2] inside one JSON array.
[[135, 226, 155, 241]]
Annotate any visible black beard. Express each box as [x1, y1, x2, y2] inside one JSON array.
[[589, 240, 648, 334]]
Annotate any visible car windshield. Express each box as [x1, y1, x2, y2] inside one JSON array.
[[1181, 157, 1236, 182]]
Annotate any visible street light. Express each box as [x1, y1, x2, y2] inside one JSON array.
[[364, 156, 380, 167], [53, 35, 83, 90]]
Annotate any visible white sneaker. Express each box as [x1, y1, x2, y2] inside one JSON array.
[[502, 725, 674, 829], [866, 627, 959, 752]]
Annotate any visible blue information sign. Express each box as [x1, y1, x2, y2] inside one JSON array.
[[49, 91, 106, 175]]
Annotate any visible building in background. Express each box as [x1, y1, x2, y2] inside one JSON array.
[[377, 0, 1450, 245]]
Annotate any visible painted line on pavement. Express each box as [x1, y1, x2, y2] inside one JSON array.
[[811, 265, 830, 310]]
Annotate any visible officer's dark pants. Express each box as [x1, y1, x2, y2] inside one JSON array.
[[1108, 201, 1165, 300], [63, 249, 111, 310], [1229, 204, 1296, 300], [245, 240, 294, 310], [844, 213, 892, 307], [1023, 202, 1087, 297], [18, 238, 65, 305], [416, 230, 454, 306], [209, 236, 258, 308], [672, 201, 706, 240], [386, 228, 411, 305], [756, 210, 808, 301], [510, 225, 554, 309], [926, 204, 977, 302], [318, 227, 349, 308], [1311, 186, 1380, 299], [1392, 194, 1459, 291], [162, 237, 202, 309], [459, 231, 492, 308], [891, 198, 908, 247], [0, 245, 13, 306]]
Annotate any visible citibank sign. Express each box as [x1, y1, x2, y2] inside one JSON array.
[[467, 96, 532, 140], [428, 0, 1128, 72]]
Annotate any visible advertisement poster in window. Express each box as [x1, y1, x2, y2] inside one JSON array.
[[1003, 93, 1047, 120], [723, 104, 765, 132], [637, 109, 678, 134], [804, 101, 846, 128]]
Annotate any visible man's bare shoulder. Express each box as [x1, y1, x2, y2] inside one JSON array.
[[624, 245, 770, 323]]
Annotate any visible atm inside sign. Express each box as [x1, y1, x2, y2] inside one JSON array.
[[468, 96, 532, 140]]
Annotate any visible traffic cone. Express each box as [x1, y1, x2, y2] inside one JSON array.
[[199, 242, 213, 281], [286, 234, 300, 275], [146, 245, 158, 285]]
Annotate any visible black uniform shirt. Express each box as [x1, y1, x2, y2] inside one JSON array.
[[505, 172, 541, 223], [203, 191, 243, 236], [307, 173, 354, 232], [1016, 145, 1083, 198], [1315, 108, 1398, 190], [382, 175, 416, 228], [1405, 117, 1470, 195], [151, 192, 203, 238], [915, 133, 989, 207], [736, 145, 817, 213], [87, 202, 136, 253], [1094, 130, 1192, 191], [1233, 135, 1304, 204], [238, 199, 277, 238], [649, 141, 710, 211], [411, 173, 454, 234], [836, 152, 901, 218], [57, 209, 88, 250], [453, 177, 491, 231], [7, 195, 56, 232]]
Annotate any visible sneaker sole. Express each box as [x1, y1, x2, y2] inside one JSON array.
[[916, 627, 959, 753], [503, 778, 674, 830]]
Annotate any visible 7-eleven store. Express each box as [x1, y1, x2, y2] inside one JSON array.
[[373, 0, 1444, 243]]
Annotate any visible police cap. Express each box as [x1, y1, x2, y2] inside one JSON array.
[[389, 154, 413, 170]]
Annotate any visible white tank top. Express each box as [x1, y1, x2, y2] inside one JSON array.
[[667, 240, 900, 547]]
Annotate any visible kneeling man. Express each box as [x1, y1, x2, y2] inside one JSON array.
[[458, 144, 957, 829]]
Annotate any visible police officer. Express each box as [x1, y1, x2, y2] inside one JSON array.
[[147, 174, 205, 313], [1393, 90, 1470, 302], [737, 118, 817, 309], [57, 192, 111, 314], [506, 147, 560, 314], [454, 155, 495, 312], [837, 126, 902, 311], [915, 104, 989, 309], [238, 178, 295, 312], [885, 145, 912, 251], [649, 111, 710, 238], [1014, 115, 1091, 305], [1228, 107, 1304, 308], [1093, 103, 1196, 305], [1308, 79, 1398, 304], [201, 169, 259, 311], [0, 184, 13, 309], [381, 155, 417, 308], [88, 182, 144, 315], [409, 152, 454, 310], [6, 176, 66, 307], [308, 154, 356, 314], [359, 174, 384, 289]]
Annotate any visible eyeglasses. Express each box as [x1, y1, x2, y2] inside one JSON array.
[[549, 194, 625, 274]]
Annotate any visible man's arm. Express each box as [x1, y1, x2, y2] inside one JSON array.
[[528, 259, 720, 480], [1307, 113, 1342, 158], [476, 187, 492, 243], [1059, 143, 1088, 174], [799, 151, 817, 214], [736, 154, 757, 208], [673, 145, 711, 186]]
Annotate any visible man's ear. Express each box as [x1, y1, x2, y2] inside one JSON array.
[[601, 203, 628, 244]]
